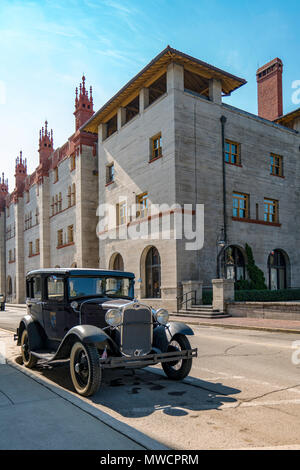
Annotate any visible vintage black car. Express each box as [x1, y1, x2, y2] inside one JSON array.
[[0, 293, 5, 311], [16, 268, 197, 396]]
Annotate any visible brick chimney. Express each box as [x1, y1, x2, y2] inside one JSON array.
[[256, 58, 283, 121]]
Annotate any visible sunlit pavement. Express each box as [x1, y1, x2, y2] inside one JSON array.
[[2, 307, 300, 449]]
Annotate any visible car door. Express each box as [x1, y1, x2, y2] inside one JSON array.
[[42, 275, 68, 341], [27, 275, 44, 327]]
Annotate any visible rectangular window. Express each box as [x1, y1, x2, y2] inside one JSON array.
[[70, 154, 76, 171], [136, 192, 148, 218], [68, 225, 74, 244], [270, 153, 283, 177], [47, 276, 64, 301], [225, 140, 241, 165], [264, 198, 278, 223], [9, 250, 12, 262], [117, 201, 127, 226], [233, 192, 249, 219], [150, 133, 162, 161], [32, 276, 42, 300], [53, 167, 59, 183], [106, 163, 114, 184], [35, 238, 40, 254], [29, 242, 33, 257], [57, 229, 63, 247]]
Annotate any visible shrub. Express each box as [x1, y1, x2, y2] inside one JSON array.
[[244, 243, 267, 290], [235, 289, 300, 302]]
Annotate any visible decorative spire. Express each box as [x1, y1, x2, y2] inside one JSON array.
[[74, 74, 94, 131], [38, 120, 54, 167]]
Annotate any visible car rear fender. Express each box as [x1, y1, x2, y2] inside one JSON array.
[[53, 325, 116, 360], [17, 315, 45, 350], [153, 322, 194, 352]]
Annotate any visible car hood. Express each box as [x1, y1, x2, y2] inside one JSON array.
[[100, 298, 133, 310]]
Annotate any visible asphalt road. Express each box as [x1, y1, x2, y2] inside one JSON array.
[[2, 306, 300, 449]]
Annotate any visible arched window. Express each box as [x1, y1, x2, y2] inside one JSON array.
[[145, 247, 161, 298], [268, 250, 287, 290], [225, 246, 245, 281], [113, 253, 124, 271]]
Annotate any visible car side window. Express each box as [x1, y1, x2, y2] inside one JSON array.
[[47, 276, 65, 302], [32, 277, 42, 300]]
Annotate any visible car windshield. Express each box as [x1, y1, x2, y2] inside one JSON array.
[[68, 276, 133, 300]]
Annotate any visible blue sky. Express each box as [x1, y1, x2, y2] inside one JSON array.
[[0, 0, 299, 186]]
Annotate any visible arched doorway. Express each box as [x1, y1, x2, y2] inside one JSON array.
[[268, 249, 288, 290], [109, 253, 124, 271], [70, 262, 77, 268], [224, 246, 245, 281], [145, 247, 161, 298], [7, 276, 12, 298]]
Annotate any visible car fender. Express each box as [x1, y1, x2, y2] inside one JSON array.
[[17, 315, 45, 350], [53, 325, 116, 360], [153, 321, 194, 352]]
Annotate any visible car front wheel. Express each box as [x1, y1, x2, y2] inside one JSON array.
[[70, 342, 101, 397], [162, 334, 193, 380]]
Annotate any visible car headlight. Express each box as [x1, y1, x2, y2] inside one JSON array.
[[155, 308, 169, 325], [105, 308, 122, 327]]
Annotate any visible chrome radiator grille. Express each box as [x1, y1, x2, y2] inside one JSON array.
[[120, 304, 152, 357]]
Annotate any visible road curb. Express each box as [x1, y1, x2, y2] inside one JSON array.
[[4, 350, 168, 451], [169, 315, 300, 334]]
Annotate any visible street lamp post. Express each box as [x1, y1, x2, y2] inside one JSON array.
[[216, 227, 227, 279]]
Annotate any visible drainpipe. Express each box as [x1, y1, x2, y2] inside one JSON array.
[[220, 115, 227, 243], [220, 115, 227, 278]]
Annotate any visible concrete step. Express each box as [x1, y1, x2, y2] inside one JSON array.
[[177, 309, 231, 319]]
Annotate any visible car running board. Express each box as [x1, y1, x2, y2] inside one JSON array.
[[31, 350, 69, 365]]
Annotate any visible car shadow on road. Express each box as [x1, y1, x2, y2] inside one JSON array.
[[17, 357, 241, 419]]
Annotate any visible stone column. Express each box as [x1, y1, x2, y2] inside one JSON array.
[[139, 88, 149, 111], [212, 278, 234, 312], [209, 78, 222, 104], [76, 145, 99, 268], [39, 178, 50, 268], [15, 198, 25, 303], [117, 107, 126, 130], [0, 211, 6, 295], [167, 63, 184, 92], [181, 280, 203, 309], [99, 123, 107, 142]]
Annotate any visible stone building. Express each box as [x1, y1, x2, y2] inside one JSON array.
[[1, 47, 300, 309], [0, 76, 99, 302], [82, 47, 300, 311]]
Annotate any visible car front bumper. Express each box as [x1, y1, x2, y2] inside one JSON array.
[[98, 348, 197, 369]]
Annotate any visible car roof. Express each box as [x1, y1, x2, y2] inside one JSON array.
[[26, 268, 135, 278]]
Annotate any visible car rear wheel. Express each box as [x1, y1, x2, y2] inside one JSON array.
[[162, 334, 192, 380], [21, 329, 38, 368], [70, 342, 101, 397]]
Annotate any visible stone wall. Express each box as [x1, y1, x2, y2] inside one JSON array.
[[227, 301, 300, 321]]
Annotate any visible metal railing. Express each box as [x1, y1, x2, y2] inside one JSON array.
[[176, 290, 196, 311]]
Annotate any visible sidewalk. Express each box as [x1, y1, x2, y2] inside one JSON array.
[[170, 313, 300, 334], [0, 330, 165, 450]]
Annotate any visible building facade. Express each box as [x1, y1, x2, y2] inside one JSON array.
[[83, 47, 300, 311], [1, 47, 300, 309], [0, 76, 99, 302]]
